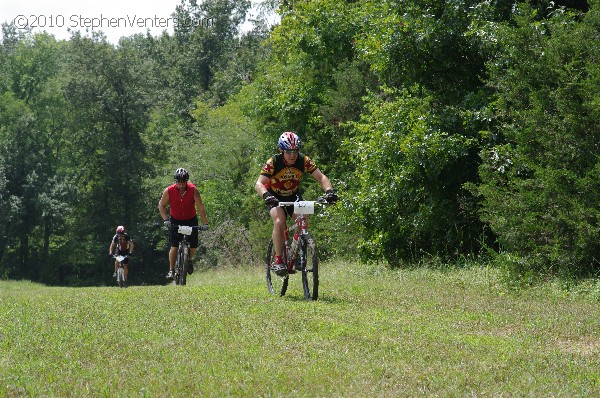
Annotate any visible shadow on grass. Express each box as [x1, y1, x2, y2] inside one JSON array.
[[279, 293, 346, 305]]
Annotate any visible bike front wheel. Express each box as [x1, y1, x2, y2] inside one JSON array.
[[117, 267, 126, 288], [265, 238, 288, 296], [300, 234, 319, 301], [176, 243, 189, 286]]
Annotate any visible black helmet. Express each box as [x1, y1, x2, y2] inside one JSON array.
[[174, 168, 189, 182]]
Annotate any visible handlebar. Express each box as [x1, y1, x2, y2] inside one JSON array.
[[277, 197, 329, 206], [165, 221, 208, 230], [276, 197, 329, 215], [166, 222, 209, 235]]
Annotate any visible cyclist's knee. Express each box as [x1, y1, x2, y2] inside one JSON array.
[[273, 216, 286, 228]]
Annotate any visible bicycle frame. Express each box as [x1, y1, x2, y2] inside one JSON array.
[[279, 199, 325, 266]]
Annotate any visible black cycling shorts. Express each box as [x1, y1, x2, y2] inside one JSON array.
[[115, 249, 130, 264], [266, 193, 304, 218], [169, 216, 199, 248]]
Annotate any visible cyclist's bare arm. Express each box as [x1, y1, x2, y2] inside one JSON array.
[[255, 175, 270, 197], [310, 168, 333, 192], [158, 188, 170, 221], [194, 188, 209, 225], [109, 241, 115, 255]]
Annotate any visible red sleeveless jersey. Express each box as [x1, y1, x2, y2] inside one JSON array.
[[167, 182, 197, 220]]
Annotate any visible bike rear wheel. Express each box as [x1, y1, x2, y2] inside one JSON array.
[[176, 243, 189, 286], [300, 234, 319, 301], [265, 238, 288, 296]]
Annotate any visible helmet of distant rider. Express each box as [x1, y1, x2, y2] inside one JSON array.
[[174, 168, 189, 182], [116, 226, 125, 234], [278, 131, 301, 151]]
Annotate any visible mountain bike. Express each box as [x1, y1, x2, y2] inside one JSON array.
[[265, 197, 328, 301], [170, 223, 208, 286], [113, 254, 128, 288]]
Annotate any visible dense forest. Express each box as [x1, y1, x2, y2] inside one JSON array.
[[1, 0, 598, 286]]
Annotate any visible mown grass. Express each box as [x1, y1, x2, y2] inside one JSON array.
[[1, 262, 599, 397]]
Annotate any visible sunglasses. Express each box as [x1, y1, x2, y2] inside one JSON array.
[[284, 149, 299, 155]]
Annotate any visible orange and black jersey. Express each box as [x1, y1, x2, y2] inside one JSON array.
[[260, 153, 318, 197]]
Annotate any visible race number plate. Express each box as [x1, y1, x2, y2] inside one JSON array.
[[178, 225, 193, 235], [294, 201, 314, 215]]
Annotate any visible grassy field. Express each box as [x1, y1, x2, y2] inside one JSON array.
[[1, 261, 599, 397]]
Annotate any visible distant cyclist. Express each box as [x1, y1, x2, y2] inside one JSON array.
[[158, 167, 209, 279], [109, 225, 134, 280], [255, 131, 338, 276]]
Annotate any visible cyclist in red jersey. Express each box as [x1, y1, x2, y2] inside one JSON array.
[[255, 131, 338, 276], [158, 168, 209, 279]]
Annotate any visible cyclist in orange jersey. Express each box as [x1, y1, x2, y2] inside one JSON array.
[[255, 131, 337, 276]]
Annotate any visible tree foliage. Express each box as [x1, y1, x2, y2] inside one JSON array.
[[476, 2, 600, 277], [0, 34, 71, 281], [1, 0, 599, 285], [344, 87, 479, 264]]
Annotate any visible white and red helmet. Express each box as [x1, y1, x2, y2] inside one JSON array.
[[278, 131, 301, 151], [116, 226, 125, 234]]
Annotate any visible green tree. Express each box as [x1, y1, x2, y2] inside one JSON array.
[[172, 0, 252, 111], [354, 0, 488, 103], [343, 87, 480, 264], [63, 33, 154, 284], [251, 0, 362, 144], [476, 2, 600, 278], [208, 26, 272, 105], [248, 0, 500, 264], [0, 33, 71, 282]]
